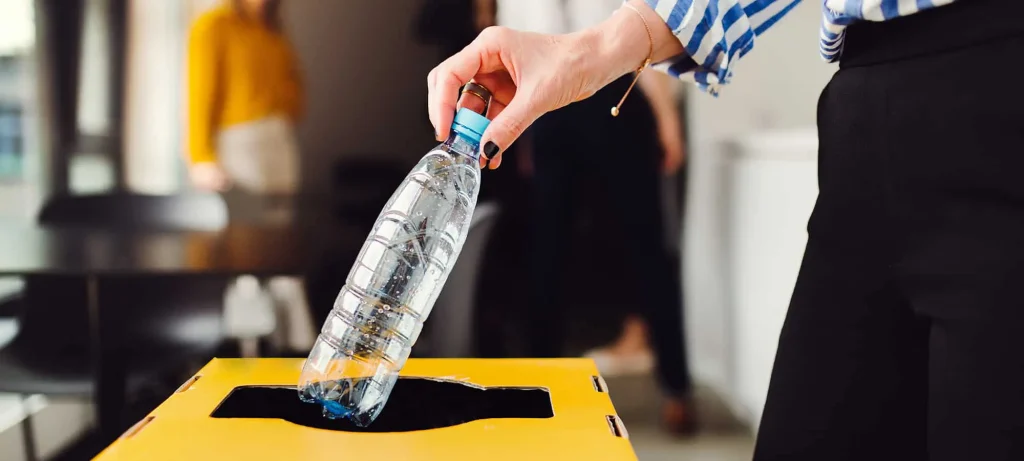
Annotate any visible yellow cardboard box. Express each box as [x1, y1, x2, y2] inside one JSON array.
[[94, 358, 637, 460]]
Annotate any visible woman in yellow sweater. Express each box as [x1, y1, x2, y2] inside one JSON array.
[[186, 0, 314, 355], [186, 0, 302, 197]]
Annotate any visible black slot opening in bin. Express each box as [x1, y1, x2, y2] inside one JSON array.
[[210, 377, 554, 432]]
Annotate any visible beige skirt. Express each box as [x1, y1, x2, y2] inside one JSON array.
[[217, 115, 300, 195], [217, 116, 315, 351]]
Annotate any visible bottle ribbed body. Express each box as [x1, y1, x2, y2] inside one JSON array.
[[298, 137, 480, 427]]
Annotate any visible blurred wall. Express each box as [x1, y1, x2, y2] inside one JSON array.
[[681, 0, 836, 423], [123, 0, 185, 194], [283, 0, 439, 195]]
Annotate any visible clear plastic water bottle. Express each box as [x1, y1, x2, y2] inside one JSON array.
[[297, 93, 491, 426]]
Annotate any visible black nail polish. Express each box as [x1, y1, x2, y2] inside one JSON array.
[[484, 142, 500, 158]]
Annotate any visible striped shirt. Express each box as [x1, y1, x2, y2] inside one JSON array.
[[643, 0, 959, 94]]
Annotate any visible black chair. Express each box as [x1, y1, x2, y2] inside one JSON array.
[[0, 193, 230, 460], [0, 279, 21, 324], [416, 202, 501, 358], [37, 191, 228, 231]]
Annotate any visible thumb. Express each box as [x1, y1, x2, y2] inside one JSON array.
[[480, 97, 538, 169]]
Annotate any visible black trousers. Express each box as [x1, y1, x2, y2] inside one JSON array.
[[527, 76, 691, 395], [754, 3, 1024, 460]]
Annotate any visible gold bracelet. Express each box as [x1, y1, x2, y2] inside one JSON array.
[[611, 2, 654, 117]]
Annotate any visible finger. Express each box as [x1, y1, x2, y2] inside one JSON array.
[[433, 72, 462, 141], [480, 95, 537, 163], [428, 28, 509, 140], [466, 88, 506, 170], [427, 68, 441, 140], [488, 151, 503, 170], [457, 88, 488, 115], [451, 75, 501, 150], [470, 71, 517, 115], [483, 98, 508, 120], [456, 79, 503, 171]]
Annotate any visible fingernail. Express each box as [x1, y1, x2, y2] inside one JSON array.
[[489, 155, 502, 170], [484, 142, 500, 158]]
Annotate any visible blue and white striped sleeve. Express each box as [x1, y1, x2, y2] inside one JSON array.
[[643, 0, 803, 95]]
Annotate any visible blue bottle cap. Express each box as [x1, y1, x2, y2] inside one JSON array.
[[451, 108, 490, 144]]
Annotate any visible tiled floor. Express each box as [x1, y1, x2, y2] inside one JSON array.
[[631, 430, 754, 461], [605, 374, 755, 461]]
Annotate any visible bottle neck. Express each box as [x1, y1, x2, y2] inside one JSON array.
[[444, 132, 481, 161]]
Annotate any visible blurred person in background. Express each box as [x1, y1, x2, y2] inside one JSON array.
[[428, 0, 1024, 459], [494, 0, 692, 434], [185, 0, 314, 355]]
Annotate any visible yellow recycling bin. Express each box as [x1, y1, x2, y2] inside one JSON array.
[[94, 358, 638, 461]]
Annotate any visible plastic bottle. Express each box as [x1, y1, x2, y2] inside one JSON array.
[[297, 102, 490, 427]]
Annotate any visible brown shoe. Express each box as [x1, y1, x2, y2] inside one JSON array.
[[662, 397, 699, 436]]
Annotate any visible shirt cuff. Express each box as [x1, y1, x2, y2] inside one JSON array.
[[642, 0, 754, 96]]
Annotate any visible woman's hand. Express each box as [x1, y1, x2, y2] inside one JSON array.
[[427, 0, 683, 169], [189, 162, 230, 192], [638, 71, 686, 175], [428, 27, 611, 170], [658, 122, 686, 175]]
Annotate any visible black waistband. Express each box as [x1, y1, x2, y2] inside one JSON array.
[[841, 0, 1024, 68]]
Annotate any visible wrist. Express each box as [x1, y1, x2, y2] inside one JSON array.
[[584, 1, 685, 76], [577, 6, 652, 83]]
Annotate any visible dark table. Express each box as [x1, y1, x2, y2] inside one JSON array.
[[0, 221, 365, 439], [0, 225, 315, 276]]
